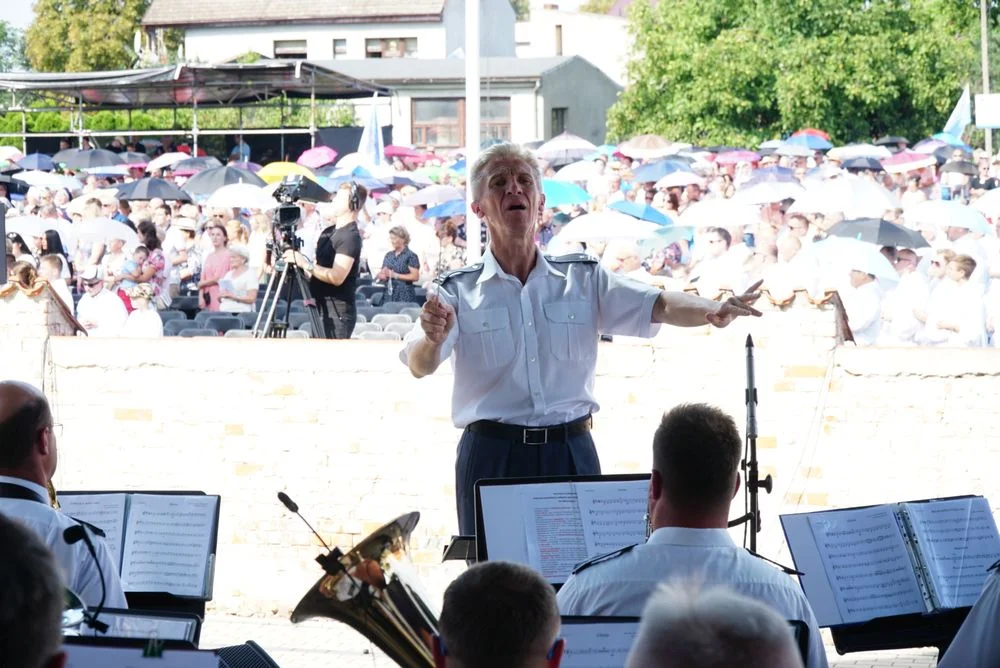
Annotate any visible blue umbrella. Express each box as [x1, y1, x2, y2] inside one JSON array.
[[631, 159, 693, 183], [638, 225, 695, 254], [744, 166, 797, 186], [784, 134, 833, 150], [931, 132, 973, 152], [17, 153, 55, 171], [584, 144, 619, 160], [319, 175, 385, 192], [542, 179, 591, 208], [608, 200, 674, 226], [452, 158, 466, 173], [422, 199, 466, 219]]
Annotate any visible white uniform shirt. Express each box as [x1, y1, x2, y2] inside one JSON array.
[[76, 288, 128, 337], [400, 247, 662, 428], [0, 476, 127, 609], [879, 271, 930, 345], [557, 527, 828, 668], [938, 568, 1000, 668], [121, 308, 164, 338]]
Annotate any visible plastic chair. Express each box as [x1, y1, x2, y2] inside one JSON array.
[[178, 328, 218, 337], [357, 330, 402, 341], [171, 296, 200, 315], [158, 310, 188, 324], [193, 310, 217, 327], [380, 301, 418, 314], [298, 322, 314, 337], [357, 306, 381, 322], [204, 316, 244, 334], [371, 313, 412, 328], [384, 322, 414, 337], [224, 329, 254, 338], [400, 307, 422, 322], [355, 314, 367, 324], [164, 319, 191, 336], [286, 330, 310, 339], [288, 312, 312, 329], [357, 285, 386, 301], [237, 312, 259, 329], [351, 323, 383, 336]]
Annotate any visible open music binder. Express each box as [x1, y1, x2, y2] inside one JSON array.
[[781, 495, 1000, 628], [57, 491, 220, 600], [474, 474, 650, 586]]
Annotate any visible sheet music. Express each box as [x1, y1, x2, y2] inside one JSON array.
[[561, 621, 638, 668], [807, 506, 926, 624], [523, 489, 589, 583], [576, 481, 647, 555], [57, 493, 128, 572], [121, 494, 217, 596], [65, 646, 217, 668], [902, 497, 1000, 609], [82, 612, 197, 642]]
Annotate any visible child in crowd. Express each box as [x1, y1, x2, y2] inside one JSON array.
[[38, 254, 74, 316], [117, 245, 149, 291]]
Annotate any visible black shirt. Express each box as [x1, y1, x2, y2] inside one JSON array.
[[310, 222, 361, 302]]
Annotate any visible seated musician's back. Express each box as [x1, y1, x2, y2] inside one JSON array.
[[557, 404, 827, 668], [938, 564, 1000, 667], [0, 380, 126, 609]]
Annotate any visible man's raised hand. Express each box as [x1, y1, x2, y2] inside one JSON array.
[[421, 292, 456, 345]]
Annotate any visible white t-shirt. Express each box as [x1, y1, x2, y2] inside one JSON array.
[[218, 268, 258, 312], [121, 308, 163, 337], [76, 288, 128, 337]]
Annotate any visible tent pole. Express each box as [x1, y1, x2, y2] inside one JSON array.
[[310, 75, 317, 148], [192, 96, 199, 154]]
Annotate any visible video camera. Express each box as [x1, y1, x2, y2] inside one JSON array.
[[270, 175, 332, 253]]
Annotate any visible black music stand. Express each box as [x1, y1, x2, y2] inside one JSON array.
[[829, 608, 968, 659]]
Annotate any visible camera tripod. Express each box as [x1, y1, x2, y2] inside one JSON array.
[[252, 250, 325, 339]]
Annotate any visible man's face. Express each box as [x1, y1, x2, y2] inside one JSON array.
[[472, 158, 544, 241], [85, 279, 103, 296], [706, 232, 727, 258], [332, 187, 352, 216], [945, 226, 964, 242], [850, 270, 871, 288]]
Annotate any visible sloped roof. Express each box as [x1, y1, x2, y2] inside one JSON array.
[[142, 0, 446, 27], [312, 56, 580, 84]]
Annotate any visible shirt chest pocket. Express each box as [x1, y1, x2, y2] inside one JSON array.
[[457, 307, 516, 370], [543, 300, 596, 361]]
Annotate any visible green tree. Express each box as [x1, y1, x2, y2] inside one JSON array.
[[511, 0, 530, 20], [0, 21, 27, 71], [607, 0, 982, 146], [579, 0, 616, 14], [25, 0, 151, 72]]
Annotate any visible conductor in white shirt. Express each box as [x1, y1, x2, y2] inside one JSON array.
[[401, 142, 763, 536], [556, 404, 826, 668], [75, 266, 128, 338], [0, 381, 127, 609]]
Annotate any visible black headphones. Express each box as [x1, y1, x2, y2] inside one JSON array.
[[348, 181, 361, 212]]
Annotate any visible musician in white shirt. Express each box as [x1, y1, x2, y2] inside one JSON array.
[[0, 381, 126, 609], [76, 266, 128, 337], [401, 143, 763, 535], [938, 566, 1000, 668]]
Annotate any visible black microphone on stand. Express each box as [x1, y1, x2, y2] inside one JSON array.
[[63, 525, 109, 633], [277, 491, 351, 579]]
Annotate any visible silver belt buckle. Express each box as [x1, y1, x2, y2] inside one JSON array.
[[523, 427, 548, 445]]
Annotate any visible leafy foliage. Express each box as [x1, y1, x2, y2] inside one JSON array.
[[511, 0, 531, 20], [25, 0, 151, 72], [579, 0, 616, 14], [607, 0, 985, 146], [0, 21, 27, 71]]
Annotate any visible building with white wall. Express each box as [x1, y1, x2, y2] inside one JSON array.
[[515, 7, 629, 85], [323, 56, 621, 148], [141, 0, 516, 63]]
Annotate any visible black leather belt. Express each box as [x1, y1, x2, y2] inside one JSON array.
[[466, 414, 593, 445]]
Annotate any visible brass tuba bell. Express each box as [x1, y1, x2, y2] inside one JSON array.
[[291, 512, 439, 668]]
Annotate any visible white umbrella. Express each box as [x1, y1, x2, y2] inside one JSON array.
[[12, 170, 83, 191], [617, 134, 673, 160], [827, 144, 893, 161], [679, 199, 761, 229], [5, 216, 47, 239], [205, 183, 278, 210], [971, 189, 1000, 217], [146, 152, 189, 172], [553, 160, 600, 182], [904, 200, 992, 234], [787, 175, 900, 219], [0, 146, 24, 162], [535, 133, 597, 163], [555, 211, 660, 243], [75, 217, 140, 249], [734, 180, 804, 205], [815, 237, 900, 283], [403, 184, 464, 206], [655, 171, 705, 189]]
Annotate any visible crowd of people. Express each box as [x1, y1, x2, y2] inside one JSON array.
[[2, 131, 999, 346]]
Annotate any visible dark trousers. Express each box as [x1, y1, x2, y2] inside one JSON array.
[[317, 297, 356, 339], [455, 428, 601, 536]]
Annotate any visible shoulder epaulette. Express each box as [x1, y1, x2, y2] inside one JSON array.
[[571, 543, 638, 575], [434, 263, 484, 286], [545, 253, 599, 264], [989, 559, 1000, 573], [71, 517, 106, 538]]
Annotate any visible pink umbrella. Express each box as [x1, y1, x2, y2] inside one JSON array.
[[791, 128, 831, 140], [230, 161, 262, 173], [715, 150, 761, 165], [385, 145, 424, 158], [296, 146, 339, 169], [881, 150, 937, 174]]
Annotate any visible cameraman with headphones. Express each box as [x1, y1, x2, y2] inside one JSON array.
[[283, 181, 366, 339]]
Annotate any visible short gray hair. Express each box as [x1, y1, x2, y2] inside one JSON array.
[[626, 581, 803, 668], [471, 142, 543, 201], [0, 514, 65, 668], [439, 561, 560, 668]]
